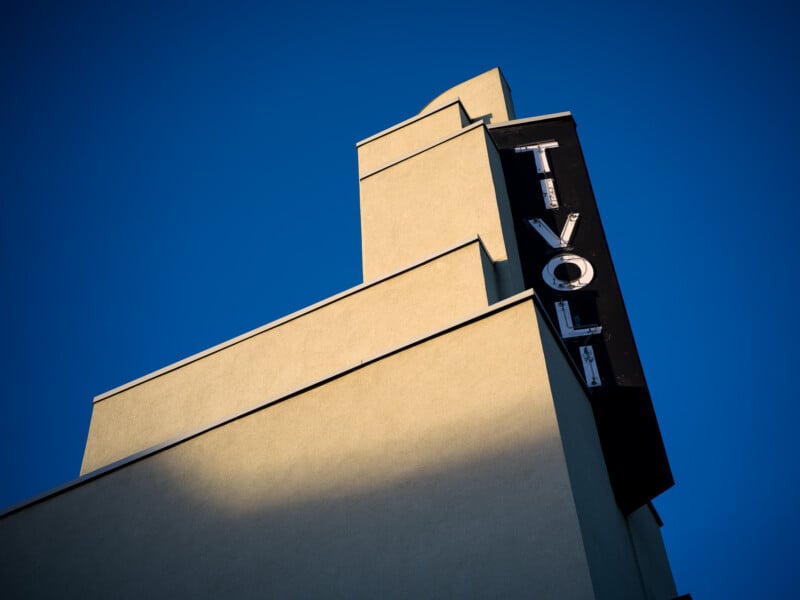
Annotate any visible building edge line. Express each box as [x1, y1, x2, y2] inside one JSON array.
[[487, 111, 573, 129], [359, 120, 485, 181], [355, 98, 466, 147], [94, 234, 495, 404], [2, 288, 536, 519]]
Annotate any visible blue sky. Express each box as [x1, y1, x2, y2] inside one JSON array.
[[1, 1, 798, 597]]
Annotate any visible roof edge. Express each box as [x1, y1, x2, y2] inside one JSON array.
[[487, 111, 573, 129], [93, 234, 493, 403], [355, 98, 467, 148], [359, 120, 485, 181], [3, 288, 536, 519]]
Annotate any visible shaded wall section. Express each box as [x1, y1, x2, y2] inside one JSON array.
[[1, 298, 598, 599]]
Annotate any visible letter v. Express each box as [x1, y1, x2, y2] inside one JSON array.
[[528, 213, 580, 248]]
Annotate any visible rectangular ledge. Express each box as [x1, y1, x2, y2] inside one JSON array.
[[487, 111, 573, 129], [355, 98, 466, 147], [359, 120, 486, 181], [94, 234, 496, 403], [2, 288, 536, 519]]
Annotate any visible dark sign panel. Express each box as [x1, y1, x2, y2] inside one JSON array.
[[489, 116, 673, 513]]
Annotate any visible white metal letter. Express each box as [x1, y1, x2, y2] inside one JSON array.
[[542, 253, 595, 291], [528, 213, 580, 248], [515, 141, 559, 173], [555, 300, 602, 339], [540, 178, 559, 210], [580, 345, 602, 387], [516, 141, 561, 209]]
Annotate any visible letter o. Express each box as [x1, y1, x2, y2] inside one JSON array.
[[542, 253, 595, 291]]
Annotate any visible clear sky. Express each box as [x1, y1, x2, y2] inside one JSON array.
[[1, 1, 798, 597]]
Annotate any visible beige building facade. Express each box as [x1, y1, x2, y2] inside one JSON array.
[[0, 69, 681, 599]]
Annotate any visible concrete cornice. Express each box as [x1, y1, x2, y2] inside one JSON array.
[[93, 235, 495, 404], [2, 287, 535, 519], [355, 98, 467, 148], [487, 111, 573, 129], [359, 120, 486, 181]]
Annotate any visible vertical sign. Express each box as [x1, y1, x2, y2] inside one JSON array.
[[489, 116, 673, 514]]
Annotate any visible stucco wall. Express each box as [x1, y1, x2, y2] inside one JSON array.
[[627, 505, 679, 599], [356, 100, 470, 178], [359, 123, 523, 296], [536, 305, 651, 598], [534, 304, 678, 599], [420, 67, 516, 124], [2, 298, 598, 599], [82, 239, 498, 473]]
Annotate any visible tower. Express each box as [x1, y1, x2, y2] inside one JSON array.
[[0, 69, 681, 599]]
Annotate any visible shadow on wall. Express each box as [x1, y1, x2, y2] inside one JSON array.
[[1, 302, 597, 598], [0, 430, 589, 598]]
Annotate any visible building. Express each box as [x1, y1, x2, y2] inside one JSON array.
[[0, 69, 686, 598]]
